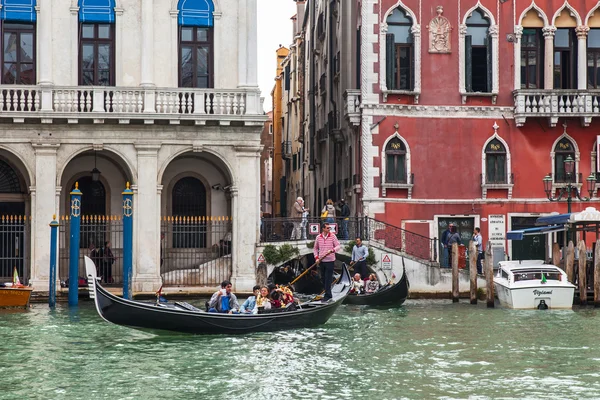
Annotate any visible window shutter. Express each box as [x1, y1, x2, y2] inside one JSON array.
[[465, 35, 473, 92], [386, 33, 396, 90], [399, 154, 407, 183], [486, 155, 495, 183], [498, 154, 506, 183], [486, 35, 493, 92]]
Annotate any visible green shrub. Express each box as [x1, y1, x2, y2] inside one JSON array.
[[262, 244, 300, 265]]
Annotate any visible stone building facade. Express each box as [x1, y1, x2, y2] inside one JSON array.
[[0, 0, 264, 292]]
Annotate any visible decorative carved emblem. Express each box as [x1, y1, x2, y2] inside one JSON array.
[[428, 6, 452, 53], [71, 198, 81, 218], [123, 198, 133, 217]]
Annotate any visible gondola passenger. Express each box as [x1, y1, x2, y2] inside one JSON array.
[[208, 280, 240, 313], [240, 285, 261, 314], [253, 286, 272, 314], [350, 273, 365, 294], [365, 273, 380, 293]]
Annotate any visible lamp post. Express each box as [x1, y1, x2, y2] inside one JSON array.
[[543, 155, 596, 214]]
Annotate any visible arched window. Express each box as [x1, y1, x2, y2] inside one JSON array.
[[385, 7, 414, 91], [78, 0, 116, 86], [385, 137, 407, 183], [1, 0, 36, 85], [172, 177, 207, 248], [485, 139, 507, 184], [0, 159, 22, 193], [74, 177, 106, 216], [465, 9, 491, 92], [554, 137, 576, 183], [178, 0, 214, 88]]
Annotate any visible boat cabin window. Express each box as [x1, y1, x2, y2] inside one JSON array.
[[513, 270, 562, 282], [501, 269, 509, 280]]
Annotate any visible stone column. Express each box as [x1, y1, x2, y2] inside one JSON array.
[[543, 26, 556, 90], [231, 146, 261, 291], [513, 26, 523, 91], [140, 0, 155, 87], [237, 0, 248, 87], [37, 1, 53, 85], [576, 26, 590, 90], [245, 0, 258, 87], [30, 143, 59, 290], [133, 144, 162, 292]]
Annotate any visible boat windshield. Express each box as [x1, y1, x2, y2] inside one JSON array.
[[513, 270, 562, 282]]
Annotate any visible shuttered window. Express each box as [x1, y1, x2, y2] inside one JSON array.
[[465, 9, 491, 93], [485, 139, 507, 184], [385, 138, 407, 183], [385, 8, 414, 91]]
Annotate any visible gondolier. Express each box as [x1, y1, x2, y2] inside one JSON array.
[[314, 223, 341, 302], [350, 237, 368, 280]]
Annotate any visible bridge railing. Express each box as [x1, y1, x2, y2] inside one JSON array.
[[260, 217, 438, 262]]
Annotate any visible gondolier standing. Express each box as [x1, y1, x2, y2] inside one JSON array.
[[314, 223, 341, 302], [350, 237, 369, 280]]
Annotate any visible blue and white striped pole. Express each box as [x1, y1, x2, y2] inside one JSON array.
[[69, 183, 82, 306], [122, 182, 133, 300], [49, 215, 59, 307]]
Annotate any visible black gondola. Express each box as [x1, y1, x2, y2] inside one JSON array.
[[84, 257, 351, 335], [343, 269, 409, 307]]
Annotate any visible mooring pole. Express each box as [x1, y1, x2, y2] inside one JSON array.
[[452, 242, 459, 303], [122, 182, 134, 300], [552, 243, 560, 267], [68, 183, 82, 306], [566, 241, 575, 283], [469, 240, 477, 304], [49, 215, 59, 308], [578, 240, 587, 306], [485, 242, 494, 308]]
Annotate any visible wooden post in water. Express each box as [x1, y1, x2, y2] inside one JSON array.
[[469, 240, 477, 304], [552, 243, 561, 267], [578, 240, 587, 306], [485, 242, 494, 308], [595, 239, 600, 307], [566, 241, 575, 284], [452, 242, 459, 303]]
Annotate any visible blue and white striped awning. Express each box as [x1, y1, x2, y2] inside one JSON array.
[[1, 0, 37, 23], [178, 0, 214, 27], [78, 0, 116, 23]]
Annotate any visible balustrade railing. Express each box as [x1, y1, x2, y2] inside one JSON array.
[[514, 89, 600, 126], [0, 85, 261, 118]]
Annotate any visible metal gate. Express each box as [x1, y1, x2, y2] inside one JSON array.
[[0, 215, 30, 283], [59, 215, 123, 285], [160, 216, 232, 286]]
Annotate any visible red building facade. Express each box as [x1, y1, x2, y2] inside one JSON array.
[[355, 0, 600, 261]]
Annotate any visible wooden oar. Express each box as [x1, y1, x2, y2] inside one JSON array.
[[289, 261, 319, 286], [308, 275, 341, 302]]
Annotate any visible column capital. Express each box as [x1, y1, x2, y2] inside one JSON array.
[[459, 24, 467, 36], [135, 143, 161, 155], [543, 26, 556, 38], [514, 25, 524, 37], [32, 142, 60, 155], [576, 25, 590, 38]]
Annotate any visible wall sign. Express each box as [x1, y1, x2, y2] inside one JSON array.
[[488, 214, 506, 251]]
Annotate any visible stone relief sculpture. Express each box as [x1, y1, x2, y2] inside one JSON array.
[[428, 6, 451, 53]]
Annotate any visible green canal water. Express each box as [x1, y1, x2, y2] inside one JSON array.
[[1, 300, 600, 400]]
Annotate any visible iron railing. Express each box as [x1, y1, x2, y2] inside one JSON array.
[[260, 216, 437, 262], [0, 215, 30, 283], [59, 215, 123, 285], [160, 216, 232, 286]]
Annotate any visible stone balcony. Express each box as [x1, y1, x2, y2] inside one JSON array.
[[514, 89, 600, 127], [0, 85, 264, 125], [344, 89, 361, 126]]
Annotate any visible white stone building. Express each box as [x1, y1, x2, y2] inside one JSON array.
[[0, 0, 264, 293]]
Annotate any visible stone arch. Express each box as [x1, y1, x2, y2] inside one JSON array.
[[0, 145, 34, 189], [585, 3, 600, 27], [382, 0, 418, 26], [57, 145, 136, 187], [552, 1, 582, 27], [518, 1, 549, 27], [170, 0, 220, 15], [157, 146, 235, 186], [164, 171, 212, 218], [462, 1, 496, 26], [0, 148, 32, 215]]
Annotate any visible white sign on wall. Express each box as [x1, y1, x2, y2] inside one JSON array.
[[488, 214, 506, 251], [381, 254, 392, 270]]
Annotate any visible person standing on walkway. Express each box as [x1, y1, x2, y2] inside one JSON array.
[[350, 237, 369, 280], [321, 199, 336, 224], [447, 226, 461, 269], [290, 197, 308, 240], [472, 227, 483, 274], [314, 223, 340, 302], [339, 199, 350, 239], [441, 223, 453, 268]]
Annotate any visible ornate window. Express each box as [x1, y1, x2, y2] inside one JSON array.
[[588, 29, 600, 88], [465, 9, 491, 93], [172, 177, 207, 248], [385, 8, 413, 91], [0, 159, 22, 193], [554, 28, 576, 89], [178, 0, 214, 88], [485, 139, 506, 184], [385, 137, 407, 184], [1, 0, 36, 85], [521, 29, 544, 88], [554, 137, 576, 183], [78, 0, 116, 86]]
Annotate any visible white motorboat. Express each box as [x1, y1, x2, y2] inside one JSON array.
[[494, 260, 575, 310]]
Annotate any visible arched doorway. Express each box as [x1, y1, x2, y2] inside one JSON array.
[[160, 152, 232, 286], [0, 156, 29, 283]]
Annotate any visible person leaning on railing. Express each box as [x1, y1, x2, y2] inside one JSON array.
[[290, 197, 308, 240]]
